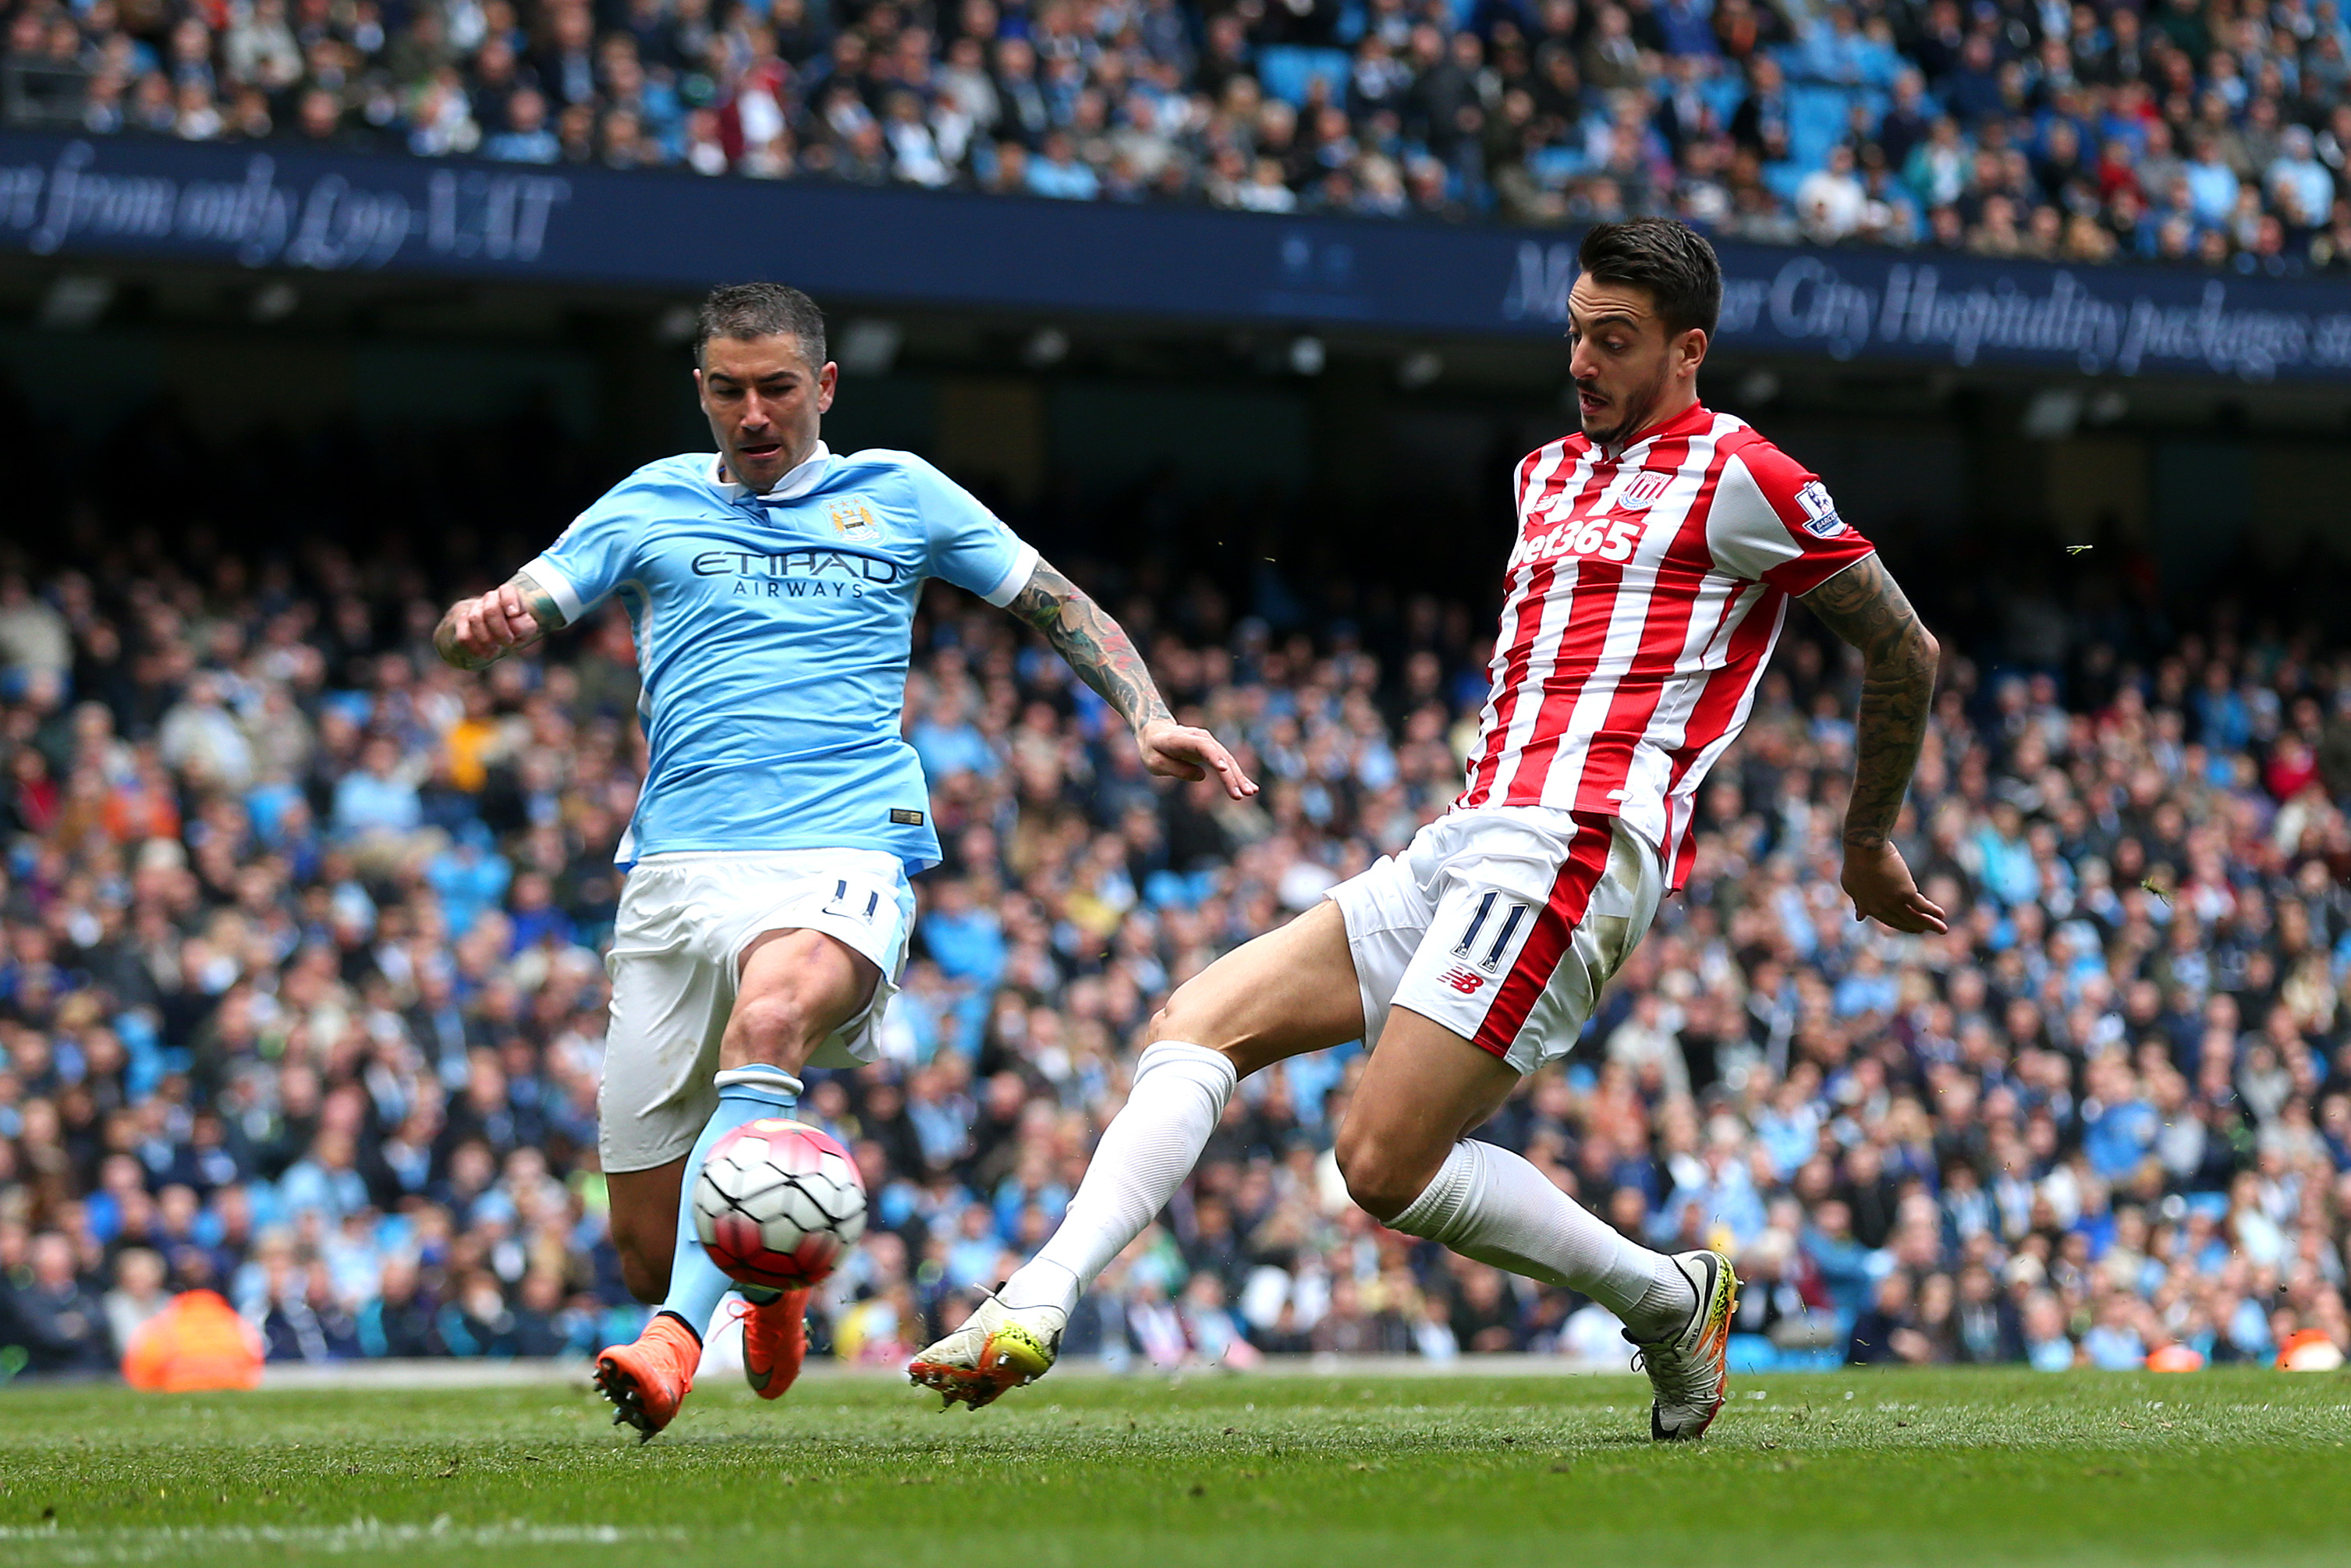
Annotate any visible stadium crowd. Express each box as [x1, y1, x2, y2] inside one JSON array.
[[8, 0, 2351, 271], [5, 403, 2351, 1382]]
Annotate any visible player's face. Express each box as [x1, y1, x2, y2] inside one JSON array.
[[1565, 278, 1705, 449], [696, 334, 838, 493]]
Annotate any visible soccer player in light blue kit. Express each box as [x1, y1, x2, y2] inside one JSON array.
[[434, 283, 1256, 1439]]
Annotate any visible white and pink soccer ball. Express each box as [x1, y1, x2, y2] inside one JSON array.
[[691, 1119, 868, 1290]]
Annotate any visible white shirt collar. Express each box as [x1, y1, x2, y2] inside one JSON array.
[[713, 441, 832, 502]]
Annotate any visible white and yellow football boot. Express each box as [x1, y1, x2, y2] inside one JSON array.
[[1629, 1249, 1739, 1442], [907, 1289, 1067, 1410]]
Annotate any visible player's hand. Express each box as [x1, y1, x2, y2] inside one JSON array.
[[440, 584, 541, 669], [1840, 840, 1948, 934], [1136, 717, 1258, 800]]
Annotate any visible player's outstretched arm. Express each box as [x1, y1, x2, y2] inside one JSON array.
[[1800, 555, 1948, 935], [434, 569, 569, 672], [1006, 558, 1257, 800]]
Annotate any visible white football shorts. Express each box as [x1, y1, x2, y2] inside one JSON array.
[[1326, 805, 1663, 1075], [598, 848, 916, 1174]]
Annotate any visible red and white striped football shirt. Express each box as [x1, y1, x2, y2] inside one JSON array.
[[1456, 402, 1875, 889]]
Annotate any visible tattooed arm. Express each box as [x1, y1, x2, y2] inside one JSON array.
[[1800, 554, 1949, 934], [1006, 558, 1257, 800], [434, 569, 567, 671]]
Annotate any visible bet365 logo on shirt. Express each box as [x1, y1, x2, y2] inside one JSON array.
[[1512, 513, 1647, 569]]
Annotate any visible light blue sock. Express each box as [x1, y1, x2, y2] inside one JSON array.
[[658, 1064, 800, 1336]]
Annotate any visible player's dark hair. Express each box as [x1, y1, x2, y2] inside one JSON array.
[[696, 282, 828, 369], [1577, 218, 1722, 338]]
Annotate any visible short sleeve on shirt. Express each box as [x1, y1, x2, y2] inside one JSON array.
[[524, 486, 641, 624], [1704, 438, 1876, 595], [907, 457, 1038, 607]]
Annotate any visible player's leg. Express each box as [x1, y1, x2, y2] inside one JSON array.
[[605, 1158, 686, 1304], [597, 1159, 731, 1440], [599, 856, 902, 1437], [909, 899, 1365, 1406], [1343, 814, 1735, 1440], [597, 891, 730, 1311], [719, 927, 885, 1400], [1010, 899, 1363, 1307], [592, 879, 740, 1439], [643, 929, 878, 1381], [1337, 1007, 1698, 1332]]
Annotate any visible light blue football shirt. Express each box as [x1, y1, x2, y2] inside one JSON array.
[[524, 442, 1037, 871]]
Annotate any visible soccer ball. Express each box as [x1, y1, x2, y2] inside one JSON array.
[[691, 1118, 867, 1290]]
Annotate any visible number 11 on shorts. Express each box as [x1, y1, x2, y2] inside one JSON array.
[[1452, 890, 1528, 973]]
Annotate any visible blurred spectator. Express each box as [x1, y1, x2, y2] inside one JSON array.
[[2, 1233, 114, 1374], [102, 1248, 171, 1351]]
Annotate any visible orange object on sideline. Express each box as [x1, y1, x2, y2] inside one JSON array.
[[2277, 1329, 2347, 1371], [2146, 1343, 2204, 1372], [122, 1290, 265, 1392]]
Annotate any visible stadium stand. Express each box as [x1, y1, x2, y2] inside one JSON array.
[[2, 382, 2349, 1380], [3, 0, 2351, 272]]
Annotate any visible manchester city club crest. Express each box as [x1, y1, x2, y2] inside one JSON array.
[[828, 499, 880, 539]]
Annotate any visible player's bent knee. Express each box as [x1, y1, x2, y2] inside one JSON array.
[[1144, 988, 1207, 1044], [1145, 991, 1229, 1055], [1151, 1015, 1263, 1080], [1147, 987, 1277, 1077], [725, 989, 814, 1062], [1335, 1129, 1441, 1222]]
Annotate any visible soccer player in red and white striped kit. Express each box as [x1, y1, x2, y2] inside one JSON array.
[[912, 218, 1948, 1440]]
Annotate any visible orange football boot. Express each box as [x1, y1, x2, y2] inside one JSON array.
[[594, 1312, 701, 1442], [739, 1288, 810, 1400]]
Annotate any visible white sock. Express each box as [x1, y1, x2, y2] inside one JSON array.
[[999, 1041, 1236, 1314], [1389, 1139, 1694, 1339]]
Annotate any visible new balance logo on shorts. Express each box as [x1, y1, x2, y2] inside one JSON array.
[[1438, 967, 1487, 995]]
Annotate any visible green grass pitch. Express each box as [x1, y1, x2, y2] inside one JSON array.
[[0, 1368, 2345, 1566]]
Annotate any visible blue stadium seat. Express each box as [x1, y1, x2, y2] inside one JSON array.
[[1787, 83, 1853, 170], [1145, 869, 1220, 909], [1257, 45, 1354, 108], [1857, 38, 1904, 88], [1530, 144, 1587, 185], [1700, 72, 1746, 125]]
